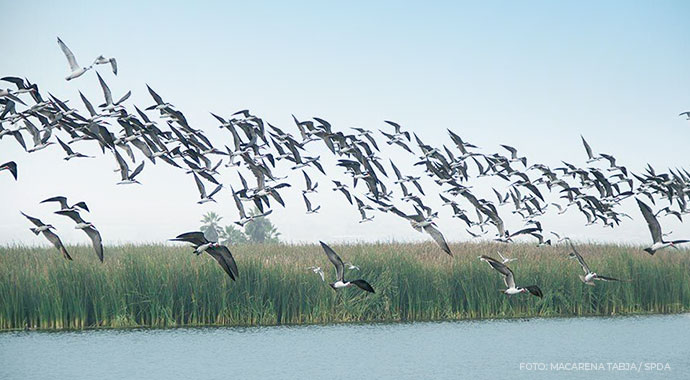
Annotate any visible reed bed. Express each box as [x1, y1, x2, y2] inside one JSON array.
[[1, 242, 688, 330]]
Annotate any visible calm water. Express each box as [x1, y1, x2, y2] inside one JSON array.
[[1, 314, 688, 379]]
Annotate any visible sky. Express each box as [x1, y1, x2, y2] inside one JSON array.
[[1, 0, 689, 246]]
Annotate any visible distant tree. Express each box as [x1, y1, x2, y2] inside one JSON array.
[[221, 224, 248, 245], [200, 212, 225, 242], [244, 208, 280, 243]]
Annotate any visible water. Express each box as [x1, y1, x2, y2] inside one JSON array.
[[1, 314, 688, 379]]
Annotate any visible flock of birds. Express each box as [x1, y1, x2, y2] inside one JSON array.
[[1, 37, 690, 298]]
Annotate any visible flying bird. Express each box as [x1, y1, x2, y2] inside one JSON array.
[[636, 198, 689, 255], [57, 37, 92, 81], [567, 241, 625, 285], [479, 255, 543, 298], [320, 241, 375, 293], [170, 231, 239, 280], [54, 210, 104, 262], [20, 212, 72, 260]]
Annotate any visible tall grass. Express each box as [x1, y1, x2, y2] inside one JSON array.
[[0, 242, 688, 330]]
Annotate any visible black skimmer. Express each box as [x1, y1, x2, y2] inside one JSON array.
[[54, 210, 104, 262], [171, 232, 238, 280], [0, 161, 17, 180], [57, 37, 92, 81], [56, 136, 92, 160], [21, 212, 72, 260], [636, 198, 689, 254], [303, 193, 320, 214], [113, 148, 145, 184], [193, 172, 222, 204], [479, 255, 543, 298], [40, 196, 89, 212], [567, 241, 625, 285], [320, 241, 374, 293]]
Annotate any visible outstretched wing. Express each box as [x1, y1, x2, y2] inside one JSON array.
[[423, 225, 452, 256], [206, 245, 239, 281], [57, 37, 79, 70], [84, 226, 104, 262], [320, 241, 344, 282], [350, 279, 375, 293], [567, 240, 590, 274], [43, 230, 72, 260], [637, 198, 662, 243]]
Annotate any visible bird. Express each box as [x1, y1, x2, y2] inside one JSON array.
[[193, 173, 222, 204], [303, 193, 320, 214], [113, 148, 145, 184], [0, 161, 17, 180], [56, 136, 92, 160], [20, 212, 72, 260], [478, 255, 543, 298], [170, 232, 238, 280], [636, 198, 689, 255], [320, 241, 374, 293], [54, 210, 104, 262], [40, 196, 89, 212], [679, 111, 690, 120], [567, 241, 625, 285], [307, 266, 325, 281], [93, 55, 118, 75], [57, 37, 92, 81]]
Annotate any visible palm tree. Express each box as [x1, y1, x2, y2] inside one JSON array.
[[200, 211, 225, 242], [244, 208, 280, 243], [221, 224, 247, 245]]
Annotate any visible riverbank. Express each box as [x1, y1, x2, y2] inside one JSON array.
[[1, 242, 688, 330]]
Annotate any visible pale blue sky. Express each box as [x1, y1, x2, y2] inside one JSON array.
[[1, 1, 689, 245]]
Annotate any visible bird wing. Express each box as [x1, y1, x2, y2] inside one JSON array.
[[480, 255, 515, 288], [84, 226, 104, 262], [41, 196, 68, 209], [113, 148, 130, 180], [567, 241, 590, 274], [192, 173, 207, 198], [56, 136, 74, 155], [21, 212, 44, 228], [129, 161, 145, 180], [55, 209, 86, 224], [320, 241, 344, 282], [207, 245, 239, 280], [96, 72, 113, 105], [636, 198, 663, 243], [42, 229, 72, 260], [581, 135, 594, 159], [594, 275, 622, 282], [171, 231, 209, 246], [350, 279, 375, 293], [423, 224, 452, 256], [57, 37, 79, 70], [110, 58, 118, 75]]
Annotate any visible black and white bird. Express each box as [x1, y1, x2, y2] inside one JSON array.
[[307, 266, 325, 281], [41, 196, 89, 212], [56, 136, 92, 160], [21, 212, 72, 260], [303, 193, 320, 214], [479, 255, 543, 298], [57, 37, 92, 81], [113, 148, 145, 185], [320, 241, 375, 293], [54, 210, 104, 262], [567, 241, 624, 285], [170, 232, 239, 280], [637, 198, 689, 255], [193, 173, 222, 204], [0, 161, 17, 180]]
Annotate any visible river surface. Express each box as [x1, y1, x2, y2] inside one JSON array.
[[1, 314, 688, 379]]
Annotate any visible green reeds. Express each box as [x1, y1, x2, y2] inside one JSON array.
[[0, 242, 688, 330]]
